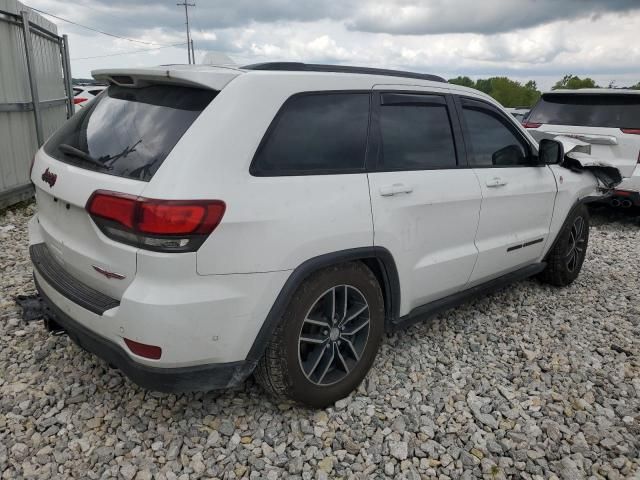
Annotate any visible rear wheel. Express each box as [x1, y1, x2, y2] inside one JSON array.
[[539, 204, 589, 286], [254, 262, 384, 407]]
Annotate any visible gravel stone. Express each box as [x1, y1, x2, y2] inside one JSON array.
[[1, 203, 639, 478], [389, 441, 409, 460]]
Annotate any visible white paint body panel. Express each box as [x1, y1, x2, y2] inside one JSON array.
[[531, 125, 639, 184], [468, 166, 557, 284], [528, 89, 640, 192], [30, 216, 290, 366], [27, 66, 614, 372], [369, 170, 482, 315], [31, 150, 146, 299]]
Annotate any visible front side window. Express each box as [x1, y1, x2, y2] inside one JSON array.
[[251, 93, 370, 175], [378, 97, 457, 170], [463, 107, 530, 167]]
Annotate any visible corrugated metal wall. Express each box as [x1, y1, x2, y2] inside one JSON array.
[[0, 0, 70, 208]]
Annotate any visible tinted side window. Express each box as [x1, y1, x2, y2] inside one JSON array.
[[378, 100, 457, 170], [463, 107, 529, 167], [252, 93, 370, 175]]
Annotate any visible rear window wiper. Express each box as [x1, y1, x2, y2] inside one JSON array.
[[58, 144, 110, 170]]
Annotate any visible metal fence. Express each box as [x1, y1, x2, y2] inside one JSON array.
[[0, 0, 72, 209]]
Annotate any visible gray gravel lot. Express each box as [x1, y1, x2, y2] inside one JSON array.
[[1, 202, 639, 479]]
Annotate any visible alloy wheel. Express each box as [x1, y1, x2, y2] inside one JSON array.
[[566, 216, 586, 272], [297, 285, 370, 386]]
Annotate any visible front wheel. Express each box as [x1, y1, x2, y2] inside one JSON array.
[[539, 204, 589, 286], [254, 262, 384, 407]]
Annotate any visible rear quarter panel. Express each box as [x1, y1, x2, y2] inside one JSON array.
[[142, 73, 381, 274]]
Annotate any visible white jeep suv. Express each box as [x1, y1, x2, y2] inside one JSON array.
[[526, 89, 640, 207], [28, 63, 619, 407]]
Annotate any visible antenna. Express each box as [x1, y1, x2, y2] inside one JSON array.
[[176, 1, 195, 64]]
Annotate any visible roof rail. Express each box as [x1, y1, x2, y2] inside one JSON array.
[[242, 62, 446, 83]]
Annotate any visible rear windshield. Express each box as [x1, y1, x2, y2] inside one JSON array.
[[44, 84, 217, 181], [528, 93, 640, 128]]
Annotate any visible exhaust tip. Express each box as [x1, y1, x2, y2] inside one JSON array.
[[610, 198, 621, 208]]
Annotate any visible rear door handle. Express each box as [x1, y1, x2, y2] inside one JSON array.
[[379, 183, 413, 196], [486, 176, 508, 188]]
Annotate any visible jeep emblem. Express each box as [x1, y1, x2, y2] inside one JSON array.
[[41, 168, 57, 188]]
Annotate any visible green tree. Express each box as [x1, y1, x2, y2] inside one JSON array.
[[488, 77, 540, 107], [552, 74, 598, 90], [474, 78, 493, 95], [448, 76, 541, 107], [448, 76, 475, 88], [630, 82, 640, 90]]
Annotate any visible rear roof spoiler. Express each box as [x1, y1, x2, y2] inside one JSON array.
[[92, 66, 242, 90]]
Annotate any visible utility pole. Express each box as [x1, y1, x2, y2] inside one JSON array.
[[177, 1, 195, 64]]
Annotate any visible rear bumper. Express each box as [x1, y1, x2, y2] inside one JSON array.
[[35, 275, 252, 392], [604, 189, 640, 207], [27, 224, 290, 391], [616, 190, 640, 206], [616, 166, 640, 197]]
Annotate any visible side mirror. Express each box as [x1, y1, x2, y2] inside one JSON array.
[[538, 138, 564, 165]]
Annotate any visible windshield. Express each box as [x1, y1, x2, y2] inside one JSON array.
[[44, 84, 217, 181], [528, 93, 640, 128]]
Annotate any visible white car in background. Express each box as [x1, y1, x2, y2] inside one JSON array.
[[525, 89, 640, 207], [505, 107, 530, 123], [73, 85, 106, 111], [28, 63, 623, 407]]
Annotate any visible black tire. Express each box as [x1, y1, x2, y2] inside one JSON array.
[[539, 204, 589, 287], [254, 262, 384, 408]]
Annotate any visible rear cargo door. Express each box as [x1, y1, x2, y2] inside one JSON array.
[[527, 93, 640, 178], [33, 83, 217, 300]]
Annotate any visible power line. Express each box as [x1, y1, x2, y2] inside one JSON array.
[[176, 1, 195, 64], [26, 5, 176, 47], [72, 43, 187, 61]]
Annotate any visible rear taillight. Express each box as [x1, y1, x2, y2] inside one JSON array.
[[523, 122, 542, 129], [124, 338, 162, 359], [73, 97, 88, 105], [86, 190, 225, 252], [621, 128, 640, 135]]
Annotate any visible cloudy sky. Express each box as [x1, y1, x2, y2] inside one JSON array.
[[28, 0, 640, 90]]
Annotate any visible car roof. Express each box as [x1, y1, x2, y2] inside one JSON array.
[[92, 62, 501, 107], [241, 62, 446, 83], [93, 62, 451, 89], [542, 88, 640, 95]]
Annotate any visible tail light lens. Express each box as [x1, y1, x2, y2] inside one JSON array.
[[523, 122, 542, 129], [621, 128, 640, 135], [73, 97, 88, 105], [86, 190, 225, 252], [124, 338, 162, 359]]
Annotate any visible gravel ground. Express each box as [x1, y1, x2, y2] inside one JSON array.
[[1, 202, 639, 480]]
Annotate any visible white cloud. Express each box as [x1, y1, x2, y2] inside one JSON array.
[[26, 0, 640, 90]]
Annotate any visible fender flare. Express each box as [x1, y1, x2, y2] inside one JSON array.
[[544, 196, 596, 261], [244, 247, 400, 365]]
